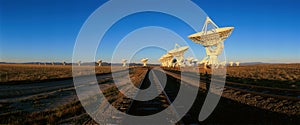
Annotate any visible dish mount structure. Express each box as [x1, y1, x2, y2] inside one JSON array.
[[97, 60, 102, 66], [168, 43, 189, 67], [188, 17, 234, 68], [62, 61, 66, 66], [77, 61, 81, 66], [122, 59, 127, 67], [186, 57, 194, 67], [141, 58, 149, 67], [159, 54, 173, 67]]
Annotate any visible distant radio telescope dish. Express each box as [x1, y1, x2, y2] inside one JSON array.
[[97, 60, 102, 66], [192, 59, 199, 67], [62, 61, 66, 66], [141, 58, 149, 67], [186, 57, 194, 67], [78, 61, 81, 66], [236, 62, 240, 67], [188, 16, 234, 68], [229, 61, 234, 67], [168, 43, 189, 67], [122, 59, 127, 67]]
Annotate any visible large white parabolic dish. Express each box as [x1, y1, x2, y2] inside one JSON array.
[[168, 46, 189, 55], [122, 59, 127, 62], [159, 54, 173, 67], [188, 27, 234, 47], [141, 58, 149, 63], [162, 53, 173, 59], [168, 44, 189, 67], [188, 16, 234, 68], [141, 58, 149, 66]]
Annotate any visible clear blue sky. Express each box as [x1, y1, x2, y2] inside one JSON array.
[[0, 0, 299, 63]]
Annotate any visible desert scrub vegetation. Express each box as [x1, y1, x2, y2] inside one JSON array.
[[0, 67, 148, 124], [225, 64, 300, 89], [0, 64, 114, 83], [0, 100, 85, 124], [226, 64, 300, 82], [165, 64, 300, 89], [0, 85, 125, 125]]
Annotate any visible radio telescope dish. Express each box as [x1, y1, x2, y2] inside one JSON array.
[[159, 55, 166, 67], [141, 58, 149, 67], [62, 61, 66, 66], [159, 55, 169, 67], [97, 60, 102, 66], [229, 61, 234, 67], [192, 59, 199, 67], [161, 54, 173, 67], [122, 59, 127, 67], [159, 56, 166, 67], [236, 62, 240, 67], [186, 57, 194, 67], [188, 16, 234, 68], [77, 61, 81, 66], [168, 43, 189, 67]]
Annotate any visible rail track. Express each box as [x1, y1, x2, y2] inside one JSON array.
[[163, 69, 300, 101], [124, 69, 182, 124], [106, 67, 299, 124], [120, 68, 199, 124]]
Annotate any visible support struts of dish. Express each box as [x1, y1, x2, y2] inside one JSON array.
[[158, 16, 233, 69], [188, 17, 234, 69]]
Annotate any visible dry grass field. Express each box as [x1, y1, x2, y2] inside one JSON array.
[[226, 64, 299, 82], [170, 63, 300, 89], [0, 67, 148, 124], [0, 64, 113, 83], [225, 64, 300, 89], [0, 64, 299, 124], [1, 63, 299, 88]]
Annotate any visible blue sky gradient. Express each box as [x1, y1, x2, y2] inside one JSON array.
[[0, 0, 299, 63]]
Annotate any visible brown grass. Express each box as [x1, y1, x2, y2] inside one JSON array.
[[0, 64, 113, 83], [166, 64, 300, 89], [0, 67, 149, 124], [0, 83, 116, 124], [225, 64, 300, 88]]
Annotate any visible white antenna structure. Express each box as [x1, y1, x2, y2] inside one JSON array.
[[168, 43, 189, 67], [159, 57, 165, 67], [159, 54, 173, 67], [186, 57, 194, 67], [188, 17, 234, 69], [192, 59, 199, 67], [77, 61, 81, 66], [122, 59, 127, 67], [97, 60, 102, 66], [229, 61, 234, 67], [62, 61, 66, 66], [236, 62, 240, 66], [141, 58, 149, 67]]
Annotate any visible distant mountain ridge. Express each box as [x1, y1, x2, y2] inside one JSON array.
[[240, 62, 266, 65]]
